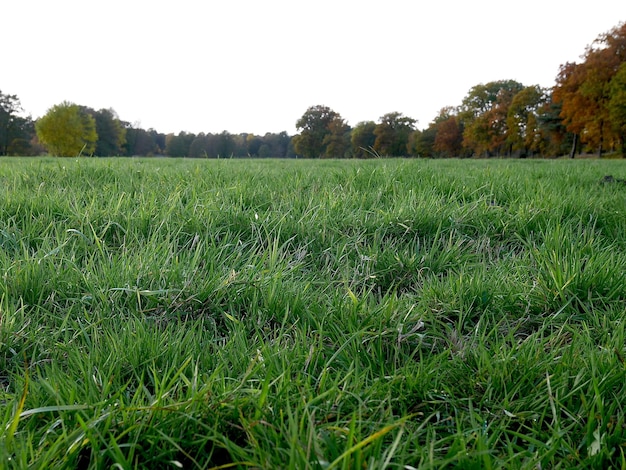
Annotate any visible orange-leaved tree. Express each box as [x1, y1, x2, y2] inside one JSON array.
[[553, 22, 626, 156]]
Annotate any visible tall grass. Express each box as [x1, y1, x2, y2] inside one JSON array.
[[1, 157, 625, 468]]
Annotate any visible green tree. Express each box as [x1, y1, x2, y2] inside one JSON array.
[[262, 132, 292, 158], [123, 125, 165, 156], [35, 102, 97, 157], [350, 121, 377, 158], [322, 118, 351, 158], [0, 91, 36, 156], [293, 105, 345, 158], [189, 133, 209, 158], [373, 112, 416, 156], [207, 131, 236, 158], [165, 132, 195, 157], [536, 100, 573, 157], [506, 85, 548, 157], [92, 108, 126, 156], [409, 127, 436, 158], [245, 134, 263, 157]]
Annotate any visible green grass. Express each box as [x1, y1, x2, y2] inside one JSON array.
[[1, 156, 625, 468]]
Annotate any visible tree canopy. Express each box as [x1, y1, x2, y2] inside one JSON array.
[[553, 22, 626, 156], [292, 105, 349, 158], [35, 102, 98, 157], [0, 91, 35, 156]]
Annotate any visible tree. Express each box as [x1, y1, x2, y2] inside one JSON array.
[[350, 121, 377, 158], [433, 116, 463, 157], [553, 22, 626, 156], [262, 132, 292, 158], [35, 102, 97, 157], [165, 132, 195, 157], [293, 105, 345, 158], [460, 80, 524, 156], [429, 107, 464, 158], [189, 133, 209, 158], [322, 118, 351, 158], [408, 127, 436, 158], [123, 125, 165, 156], [0, 91, 36, 156], [373, 112, 416, 156], [245, 134, 263, 157], [536, 100, 572, 157], [506, 85, 548, 157], [207, 131, 236, 158], [92, 108, 126, 156], [609, 62, 626, 157]]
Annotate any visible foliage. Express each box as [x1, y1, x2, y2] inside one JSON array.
[[350, 121, 377, 158], [1, 157, 626, 467], [460, 80, 525, 156], [123, 125, 166, 156], [0, 90, 35, 156], [429, 107, 464, 157], [90, 108, 126, 156], [409, 126, 436, 157], [373, 112, 416, 156], [322, 117, 351, 158], [553, 22, 626, 156], [293, 105, 348, 158], [608, 62, 626, 156], [505, 85, 549, 156], [35, 101, 98, 157], [6, 20, 626, 159], [165, 131, 195, 158]]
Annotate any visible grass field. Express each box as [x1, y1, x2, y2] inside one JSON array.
[[1, 157, 625, 469]]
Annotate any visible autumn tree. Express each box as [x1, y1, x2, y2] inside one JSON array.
[[460, 80, 524, 156], [373, 112, 416, 156], [609, 62, 626, 157], [293, 105, 347, 158], [553, 22, 626, 156], [430, 107, 464, 158], [35, 102, 97, 157], [505, 85, 548, 157]]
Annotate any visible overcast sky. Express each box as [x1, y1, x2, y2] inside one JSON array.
[[4, 1, 624, 135]]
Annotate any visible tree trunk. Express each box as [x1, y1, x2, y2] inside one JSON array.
[[569, 133, 578, 158], [597, 121, 604, 158]]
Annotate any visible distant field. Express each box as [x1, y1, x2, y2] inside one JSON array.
[[1, 157, 625, 468]]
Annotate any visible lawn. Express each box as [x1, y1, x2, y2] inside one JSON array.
[[1, 157, 625, 468]]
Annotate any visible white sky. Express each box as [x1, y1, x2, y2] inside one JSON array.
[[4, 1, 624, 135]]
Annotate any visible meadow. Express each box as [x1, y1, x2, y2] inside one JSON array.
[[0, 157, 625, 469]]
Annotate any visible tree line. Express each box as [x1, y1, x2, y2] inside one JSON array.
[[293, 22, 625, 159], [1, 21, 624, 158]]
